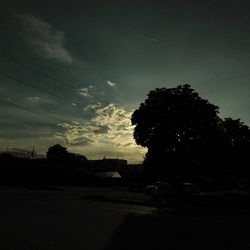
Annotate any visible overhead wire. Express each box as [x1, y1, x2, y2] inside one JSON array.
[[0, 70, 80, 107], [0, 97, 73, 124], [0, 53, 78, 95]]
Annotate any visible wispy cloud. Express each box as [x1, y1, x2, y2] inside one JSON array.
[[147, 37, 159, 44], [25, 96, 55, 106], [84, 102, 103, 111], [57, 103, 146, 162], [107, 80, 116, 87], [18, 14, 72, 64], [78, 85, 102, 99], [78, 88, 90, 97], [26, 96, 41, 103]]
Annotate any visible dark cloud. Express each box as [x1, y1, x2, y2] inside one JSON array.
[[17, 14, 72, 64]]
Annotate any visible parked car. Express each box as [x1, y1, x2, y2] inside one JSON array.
[[146, 181, 173, 207], [180, 182, 200, 194], [146, 181, 173, 195]]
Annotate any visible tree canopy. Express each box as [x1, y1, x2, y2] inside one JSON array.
[[46, 144, 88, 168], [47, 144, 68, 162], [131, 84, 250, 183], [132, 84, 220, 149]]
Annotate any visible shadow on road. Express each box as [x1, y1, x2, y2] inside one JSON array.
[[104, 210, 250, 250]]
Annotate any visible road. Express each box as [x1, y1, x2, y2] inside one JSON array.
[[0, 186, 250, 250]]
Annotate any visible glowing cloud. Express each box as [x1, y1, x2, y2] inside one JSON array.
[[57, 103, 146, 163], [107, 80, 116, 87]]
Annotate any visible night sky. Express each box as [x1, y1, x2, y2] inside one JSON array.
[[0, 0, 250, 163]]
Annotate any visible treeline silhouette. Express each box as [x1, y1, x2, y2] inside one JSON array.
[[0, 149, 87, 186], [0, 144, 144, 187]]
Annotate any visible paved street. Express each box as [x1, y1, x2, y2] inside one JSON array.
[[0, 187, 250, 250]]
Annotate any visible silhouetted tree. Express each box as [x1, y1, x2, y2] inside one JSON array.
[[221, 118, 250, 183], [47, 144, 69, 163], [46, 144, 89, 173], [131, 84, 222, 182], [223, 118, 250, 149], [68, 153, 88, 163], [68, 152, 89, 172]]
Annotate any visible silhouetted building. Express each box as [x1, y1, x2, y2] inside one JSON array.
[[94, 171, 122, 178], [89, 158, 127, 173]]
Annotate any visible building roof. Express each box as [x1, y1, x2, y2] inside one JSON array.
[[94, 171, 121, 178]]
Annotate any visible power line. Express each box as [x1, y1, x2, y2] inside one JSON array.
[[0, 71, 79, 106], [0, 98, 78, 151], [0, 53, 77, 93], [0, 98, 72, 124]]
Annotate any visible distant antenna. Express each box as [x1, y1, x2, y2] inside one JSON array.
[[31, 146, 35, 159]]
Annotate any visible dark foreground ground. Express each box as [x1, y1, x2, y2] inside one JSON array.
[[0, 186, 250, 250]]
